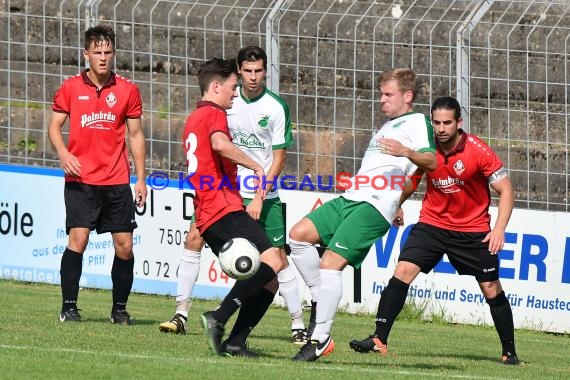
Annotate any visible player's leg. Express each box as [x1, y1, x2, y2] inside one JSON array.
[[294, 199, 390, 361], [350, 222, 441, 354], [446, 230, 519, 365], [59, 182, 99, 322], [222, 276, 279, 357], [251, 197, 307, 344], [160, 222, 204, 334], [200, 211, 286, 355], [289, 198, 343, 340], [276, 246, 308, 344], [100, 184, 138, 325], [288, 221, 320, 336], [480, 280, 519, 365]]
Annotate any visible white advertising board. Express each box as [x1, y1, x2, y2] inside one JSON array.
[[1, 164, 569, 333]]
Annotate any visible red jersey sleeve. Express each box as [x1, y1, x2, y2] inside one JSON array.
[[52, 79, 71, 114], [207, 109, 231, 137], [126, 84, 143, 119]]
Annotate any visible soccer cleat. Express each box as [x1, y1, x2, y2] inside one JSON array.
[[307, 301, 317, 337], [501, 352, 520, 365], [110, 309, 133, 325], [59, 308, 82, 322], [221, 341, 258, 358], [291, 328, 308, 345], [200, 311, 224, 355], [292, 336, 335, 362], [159, 313, 187, 334], [349, 335, 388, 356]]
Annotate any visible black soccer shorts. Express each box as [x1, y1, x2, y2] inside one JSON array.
[[64, 182, 137, 234], [399, 222, 500, 282], [201, 210, 272, 256]]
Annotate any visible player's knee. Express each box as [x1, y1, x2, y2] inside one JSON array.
[[68, 228, 90, 253], [288, 218, 316, 243], [185, 230, 204, 251], [111, 233, 134, 259], [393, 261, 420, 284], [260, 247, 287, 273], [480, 279, 503, 299], [319, 250, 348, 271], [114, 242, 133, 259]]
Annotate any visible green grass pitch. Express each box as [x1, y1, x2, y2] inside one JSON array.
[[1, 280, 568, 379]]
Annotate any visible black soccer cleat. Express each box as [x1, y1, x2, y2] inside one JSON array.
[[349, 335, 388, 356], [59, 308, 82, 322], [201, 311, 225, 355], [221, 341, 258, 358], [110, 309, 133, 325], [292, 336, 335, 362], [501, 352, 520, 365]]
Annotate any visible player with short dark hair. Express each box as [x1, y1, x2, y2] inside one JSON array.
[[159, 46, 307, 352], [183, 57, 287, 356], [349, 96, 520, 365], [48, 24, 147, 325], [290, 68, 437, 361]]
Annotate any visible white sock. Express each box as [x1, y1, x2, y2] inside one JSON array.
[[277, 264, 304, 330], [289, 238, 321, 301], [311, 269, 342, 343], [175, 249, 201, 318]]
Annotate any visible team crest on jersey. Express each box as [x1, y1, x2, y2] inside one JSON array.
[[106, 92, 117, 108], [453, 159, 465, 176], [258, 114, 270, 128], [233, 132, 265, 149]]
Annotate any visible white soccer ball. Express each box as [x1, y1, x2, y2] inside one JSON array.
[[218, 237, 261, 280]]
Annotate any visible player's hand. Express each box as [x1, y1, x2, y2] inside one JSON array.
[[393, 207, 404, 227], [246, 195, 263, 220], [134, 179, 147, 208], [379, 137, 410, 157], [59, 150, 82, 176], [482, 228, 505, 255]]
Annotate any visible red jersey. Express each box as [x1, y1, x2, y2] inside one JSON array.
[[52, 70, 142, 185], [419, 131, 504, 232], [183, 101, 244, 232]]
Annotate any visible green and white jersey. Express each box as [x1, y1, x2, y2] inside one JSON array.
[[227, 86, 293, 199], [342, 112, 435, 222]]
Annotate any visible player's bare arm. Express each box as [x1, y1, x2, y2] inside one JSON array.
[[393, 168, 425, 227], [379, 137, 437, 172], [126, 117, 147, 207], [47, 111, 82, 177], [482, 173, 514, 254], [211, 131, 266, 198]]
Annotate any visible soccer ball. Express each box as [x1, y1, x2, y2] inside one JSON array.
[[218, 237, 261, 280]]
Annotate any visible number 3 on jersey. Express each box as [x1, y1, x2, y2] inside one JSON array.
[[185, 132, 198, 174]]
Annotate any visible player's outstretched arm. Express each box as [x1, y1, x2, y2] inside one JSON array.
[[483, 175, 514, 254], [379, 137, 437, 172]]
